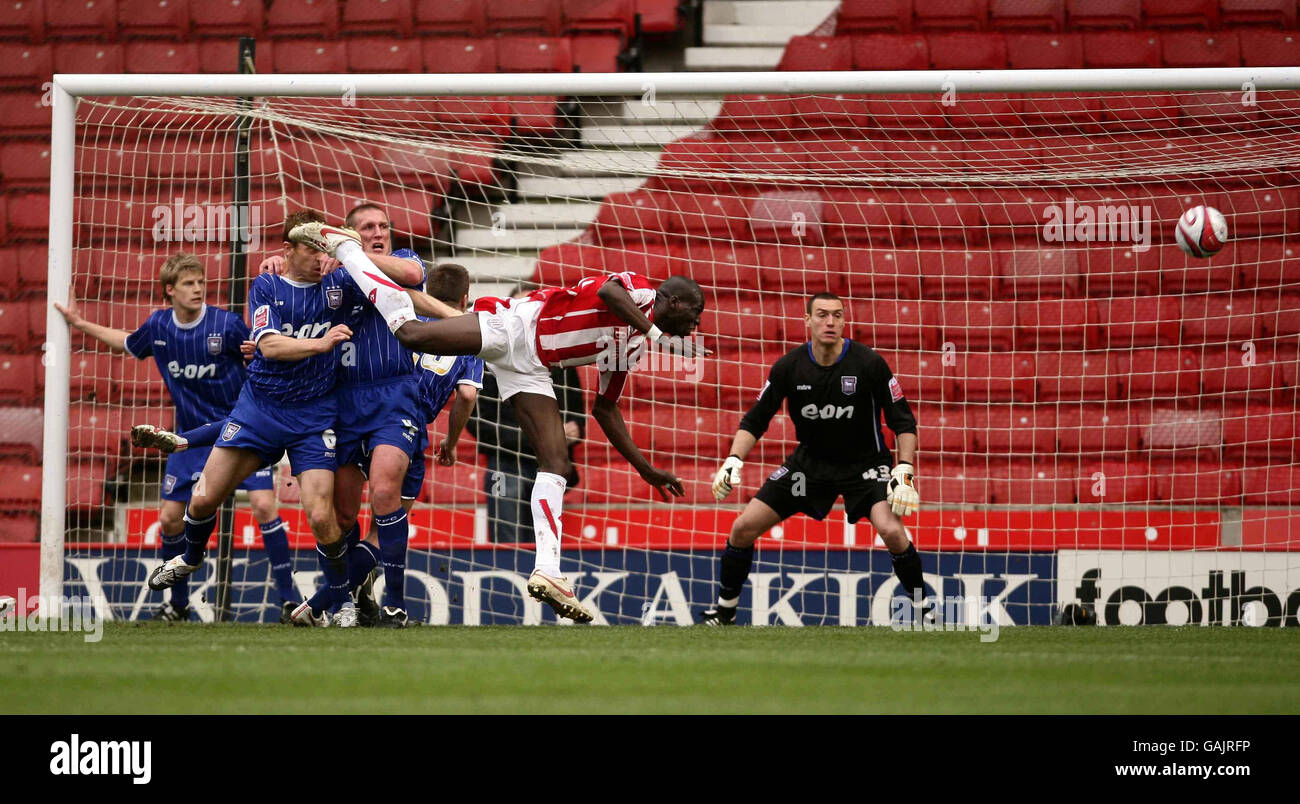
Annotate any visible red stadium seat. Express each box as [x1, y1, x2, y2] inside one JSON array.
[[1260, 293, 1300, 338], [839, 249, 916, 298], [989, 0, 1065, 30], [1, 142, 50, 190], [661, 192, 751, 240], [924, 455, 991, 506], [988, 457, 1074, 505], [270, 40, 346, 72], [345, 37, 422, 73], [1121, 348, 1199, 399], [899, 188, 982, 243], [571, 33, 621, 72], [1161, 31, 1240, 67], [340, 0, 413, 36], [1076, 458, 1153, 503], [909, 403, 976, 452], [1015, 298, 1094, 349], [848, 299, 928, 350], [0, 91, 52, 139], [421, 37, 496, 73], [0, 0, 45, 42], [1219, 0, 1295, 27], [0, 249, 18, 298], [863, 93, 948, 132], [1040, 350, 1124, 402], [265, 0, 339, 39], [69, 403, 128, 458], [1057, 403, 1143, 453], [969, 404, 1057, 453], [1238, 30, 1300, 67], [747, 190, 825, 246], [14, 242, 47, 296], [117, 0, 191, 39], [496, 36, 573, 72], [778, 36, 853, 71], [850, 34, 929, 70], [913, 0, 989, 30], [44, 0, 117, 39], [123, 42, 200, 73], [1144, 0, 1218, 27], [1242, 465, 1300, 506], [888, 350, 954, 402], [198, 39, 274, 74], [415, 0, 484, 34], [0, 513, 38, 541], [485, 0, 562, 34], [1235, 238, 1297, 290], [918, 248, 996, 299], [1067, 0, 1140, 28], [838, 0, 914, 33], [1005, 32, 1083, 67], [978, 187, 1059, 239], [1222, 404, 1297, 460], [0, 459, 41, 506], [1181, 293, 1262, 345], [928, 33, 1008, 69], [1206, 186, 1298, 238], [68, 459, 111, 512], [0, 354, 38, 404], [53, 42, 125, 74], [1091, 295, 1182, 348], [7, 191, 47, 240], [1201, 344, 1297, 399], [1152, 458, 1242, 504], [822, 188, 904, 245], [562, 0, 635, 37], [191, 0, 264, 37], [1083, 31, 1161, 67], [922, 299, 1015, 352], [996, 248, 1082, 298], [951, 351, 1037, 402], [591, 191, 666, 245], [1144, 406, 1222, 452], [0, 43, 50, 88], [635, 0, 678, 32], [1079, 245, 1161, 296]]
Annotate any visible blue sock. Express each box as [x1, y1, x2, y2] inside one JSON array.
[[304, 526, 367, 614], [344, 521, 361, 549], [349, 541, 380, 590], [182, 509, 216, 566], [315, 539, 350, 614], [160, 529, 190, 608], [178, 420, 224, 449], [259, 517, 296, 603], [375, 508, 409, 610]]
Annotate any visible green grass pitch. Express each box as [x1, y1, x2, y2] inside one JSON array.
[[2, 624, 1297, 714]]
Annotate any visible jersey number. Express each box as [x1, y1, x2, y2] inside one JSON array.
[[167, 361, 217, 380]]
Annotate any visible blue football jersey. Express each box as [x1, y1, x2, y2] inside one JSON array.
[[247, 271, 358, 404], [413, 351, 484, 425], [337, 248, 425, 386], [123, 305, 249, 431]]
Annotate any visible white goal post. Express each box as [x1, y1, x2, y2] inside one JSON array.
[[41, 67, 1300, 623]]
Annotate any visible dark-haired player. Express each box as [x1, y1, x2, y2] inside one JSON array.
[[290, 221, 709, 623], [701, 292, 922, 625]]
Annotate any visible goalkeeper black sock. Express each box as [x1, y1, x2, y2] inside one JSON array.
[[890, 542, 926, 601], [718, 540, 754, 603]]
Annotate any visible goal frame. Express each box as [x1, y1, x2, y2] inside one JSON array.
[[41, 67, 1300, 613]]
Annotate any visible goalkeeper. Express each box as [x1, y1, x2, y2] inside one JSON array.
[[700, 293, 922, 625]]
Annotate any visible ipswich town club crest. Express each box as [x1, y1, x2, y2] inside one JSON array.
[[841, 376, 858, 395], [221, 422, 241, 442], [207, 334, 223, 355], [326, 287, 343, 309]]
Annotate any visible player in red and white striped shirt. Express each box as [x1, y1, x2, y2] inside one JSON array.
[[318, 247, 709, 622]]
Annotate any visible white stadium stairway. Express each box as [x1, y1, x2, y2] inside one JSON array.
[[686, 0, 838, 71]]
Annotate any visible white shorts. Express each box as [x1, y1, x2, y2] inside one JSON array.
[[477, 299, 554, 400]]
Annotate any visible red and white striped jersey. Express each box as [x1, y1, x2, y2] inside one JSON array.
[[473, 272, 658, 401]]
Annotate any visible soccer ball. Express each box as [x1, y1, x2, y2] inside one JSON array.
[[1174, 205, 1228, 258]]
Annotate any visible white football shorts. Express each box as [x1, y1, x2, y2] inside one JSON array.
[[476, 298, 555, 400]]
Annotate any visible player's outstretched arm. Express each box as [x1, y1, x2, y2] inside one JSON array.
[[591, 395, 684, 501], [407, 288, 466, 320], [53, 300, 130, 353], [257, 324, 352, 362], [436, 385, 478, 467]]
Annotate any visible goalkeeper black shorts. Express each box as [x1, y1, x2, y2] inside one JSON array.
[[753, 451, 893, 524]]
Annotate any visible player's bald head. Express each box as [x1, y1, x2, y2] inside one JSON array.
[[659, 275, 704, 306]]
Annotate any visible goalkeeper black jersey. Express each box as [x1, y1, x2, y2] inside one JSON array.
[[738, 339, 917, 465]]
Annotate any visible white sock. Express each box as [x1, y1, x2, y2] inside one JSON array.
[[335, 240, 417, 332], [531, 471, 567, 576]]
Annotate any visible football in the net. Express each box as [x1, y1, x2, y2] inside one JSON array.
[[1174, 205, 1228, 258]]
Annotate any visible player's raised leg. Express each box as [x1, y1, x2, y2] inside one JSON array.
[[700, 497, 784, 625], [148, 445, 264, 590], [512, 392, 593, 624]]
